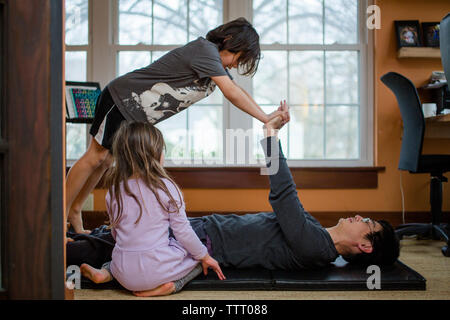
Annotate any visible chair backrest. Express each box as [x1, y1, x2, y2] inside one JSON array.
[[440, 13, 450, 86], [380, 72, 425, 172]]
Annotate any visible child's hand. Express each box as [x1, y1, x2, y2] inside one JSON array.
[[201, 254, 226, 280]]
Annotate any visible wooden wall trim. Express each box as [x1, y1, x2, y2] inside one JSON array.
[[167, 167, 385, 189], [81, 210, 449, 230], [79, 166, 385, 190]]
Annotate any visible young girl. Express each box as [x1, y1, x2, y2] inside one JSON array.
[[66, 17, 288, 234], [81, 121, 225, 297]]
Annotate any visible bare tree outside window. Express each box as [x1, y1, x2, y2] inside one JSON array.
[[118, 0, 223, 162], [253, 0, 359, 160]]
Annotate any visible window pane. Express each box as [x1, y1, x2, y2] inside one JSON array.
[[325, 0, 358, 44], [289, 106, 324, 159], [196, 85, 222, 105], [325, 51, 359, 104], [65, 0, 88, 45], [325, 105, 358, 159], [154, 0, 187, 44], [117, 51, 151, 77], [289, 0, 323, 44], [119, 0, 152, 44], [290, 51, 324, 105], [66, 123, 87, 160], [155, 111, 187, 160], [188, 106, 222, 161], [254, 51, 288, 105], [65, 51, 87, 81], [151, 51, 169, 63], [189, 0, 222, 41], [253, 0, 287, 44], [65, 51, 87, 161]]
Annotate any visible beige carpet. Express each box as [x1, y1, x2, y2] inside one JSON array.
[[74, 239, 450, 300]]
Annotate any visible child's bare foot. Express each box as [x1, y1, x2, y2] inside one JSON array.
[[80, 264, 112, 284], [68, 209, 91, 234], [133, 282, 175, 297]]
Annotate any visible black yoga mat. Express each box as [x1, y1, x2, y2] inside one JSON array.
[[77, 256, 426, 291]]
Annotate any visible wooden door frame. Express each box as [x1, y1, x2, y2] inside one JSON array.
[[3, 0, 65, 299]]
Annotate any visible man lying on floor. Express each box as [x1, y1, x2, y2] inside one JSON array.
[[67, 115, 400, 284], [180, 118, 400, 270]]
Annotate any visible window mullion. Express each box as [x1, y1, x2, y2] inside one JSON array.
[[91, 0, 115, 88]]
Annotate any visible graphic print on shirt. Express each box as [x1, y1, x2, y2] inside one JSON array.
[[123, 79, 216, 124]]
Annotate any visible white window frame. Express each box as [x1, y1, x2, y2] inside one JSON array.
[[65, 0, 95, 166], [66, 0, 374, 168]]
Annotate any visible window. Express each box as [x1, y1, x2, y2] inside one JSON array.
[[64, 0, 373, 167], [65, 0, 89, 162], [114, 0, 224, 162], [250, 0, 372, 166]]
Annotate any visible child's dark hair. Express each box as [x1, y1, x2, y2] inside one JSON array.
[[206, 17, 261, 77], [344, 220, 400, 266]]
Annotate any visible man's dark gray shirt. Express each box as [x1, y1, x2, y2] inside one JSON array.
[[202, 137, 339, 270]]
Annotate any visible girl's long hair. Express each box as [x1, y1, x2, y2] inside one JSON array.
[[206, 17, 261, 77], [106, 121, 182, 227]]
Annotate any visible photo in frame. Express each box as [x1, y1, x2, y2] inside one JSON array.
[[422, 22, 440, 47], [65, 81, 101, 120], [395, 20, 422, 48]]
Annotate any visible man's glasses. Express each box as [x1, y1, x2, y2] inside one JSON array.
[[362, 217, 376, 243]]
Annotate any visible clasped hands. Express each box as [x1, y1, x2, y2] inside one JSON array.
[[264, 100, 290, 136]]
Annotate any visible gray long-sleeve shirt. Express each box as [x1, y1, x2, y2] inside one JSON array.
[[203, 137, 339, 270]]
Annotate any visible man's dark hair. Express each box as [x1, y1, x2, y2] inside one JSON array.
[[206, 17, 261, 77], [344, 220, 400, 266]]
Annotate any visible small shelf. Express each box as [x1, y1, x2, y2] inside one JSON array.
[[66, 118, 94, 124], [425, 113, 450, 123], [397, 47, 441, 58]]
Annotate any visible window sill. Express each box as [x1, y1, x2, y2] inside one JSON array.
[[167, 166, 385, 189], [68, 166, 385, 189]]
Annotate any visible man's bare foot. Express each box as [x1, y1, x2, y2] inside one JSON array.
[[68, 209, 91, 234], [80, 264, 112, 284], [133, 282, 175, 297]]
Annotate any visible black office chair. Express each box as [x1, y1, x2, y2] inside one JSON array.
[[440, 13, 450, 87], [381, 72, 450, 257]]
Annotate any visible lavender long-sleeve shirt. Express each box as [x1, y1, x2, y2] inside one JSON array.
[[107, 178, 207, 291]]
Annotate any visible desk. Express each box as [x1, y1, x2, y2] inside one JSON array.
[[425, 113, 450, 138], [426, 113, 450, 123]]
